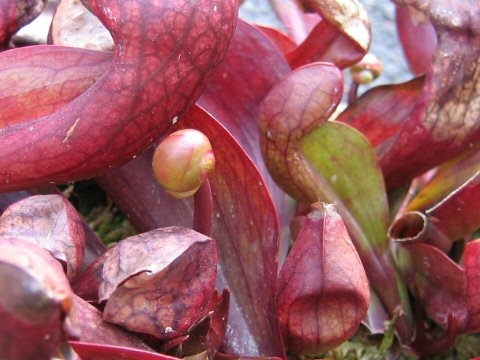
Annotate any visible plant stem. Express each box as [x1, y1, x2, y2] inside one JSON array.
[[348, 82, 359, 103], [268, 0, 309, 43], [193, 179, 213, 237]]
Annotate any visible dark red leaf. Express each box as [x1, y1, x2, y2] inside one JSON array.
[[73, 295, 153, 351], [196, 20, 296, 261], [396, 243, 470, 331], [254, 25, 296, 55], [338, 77, 424, 148], [427, 172, 480, 241], [277, 203, 369, 354], [180, 106, 285, 357], [287, 19, 366, 69], [0, 0, 237, 191], [395, 6, 437, 75], [75, 227, 216, 340], [0, 194, 85, 279], [464, 239, 480, 332], [70, 341, 178, 360], [0, 237, 79, 359], [181, 288, 230, 357], [0, 0, 46, 47], [205, 289, 229, 354]]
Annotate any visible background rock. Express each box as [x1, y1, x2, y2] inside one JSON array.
[[240, 0, 411, 86]]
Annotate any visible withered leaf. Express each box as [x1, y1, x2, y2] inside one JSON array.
[[288, 0, 371, 68], [77, 227, 216, 340], [0, 194, 85, 279]]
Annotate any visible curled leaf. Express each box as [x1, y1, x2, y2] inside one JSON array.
[[0, 0, 237, 191], [287, 0, 371, 69], [277, 203, 369, 354], [259, 63, 412, 341], [259, 63, 343, 204], [388, 211, 452, 253], [182, 106, 286, 357], [76, 227, 217, 340], [0, 194, 85, 279], [393, 171, 480, 252], [0, 237, 79, 359]]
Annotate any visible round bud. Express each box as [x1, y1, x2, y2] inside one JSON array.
[[350, 53, 382, 85], [152, 129, 215, 199]]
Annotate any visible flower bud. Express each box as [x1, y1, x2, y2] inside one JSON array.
[[152, 129, 215, 199], [350, 53, 382, 85]]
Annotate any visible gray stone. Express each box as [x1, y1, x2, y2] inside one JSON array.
[[239, 0, 412, 87]]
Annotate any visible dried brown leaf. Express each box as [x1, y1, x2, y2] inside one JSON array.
[[0, 194, 85, 279]]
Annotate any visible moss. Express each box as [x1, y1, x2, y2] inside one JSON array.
[[62, 179, 137, 245]]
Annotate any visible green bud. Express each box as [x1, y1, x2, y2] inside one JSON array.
[[152, 129, 215, 199], [350, 53, 382, 85]]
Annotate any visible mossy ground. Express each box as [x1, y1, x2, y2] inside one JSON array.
[[320, 328, 480, 360], [62, 180, 136, 245]]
